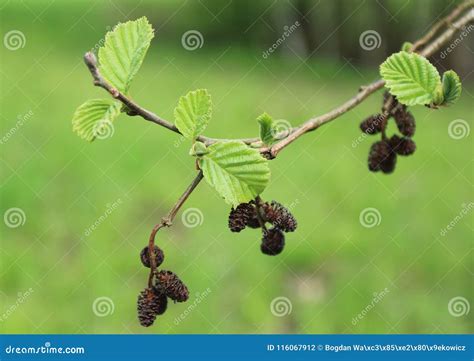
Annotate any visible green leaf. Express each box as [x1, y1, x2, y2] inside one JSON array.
[[198, 141, 270, 206], [98, 17, 154, 93], [440, 70, 462, 106], [380, 51, 441, 106], [72, 99, 121, 141], [257, 112, 275, 146], [189, 141, 209, 156], [174, 89, 212, 140]]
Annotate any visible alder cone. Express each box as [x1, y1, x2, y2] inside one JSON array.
[[137, 288, 159, 327], [359, 114, 384, 135], [262, 201, 297, 232], [379, 152, 397, 174], [140, 245, 164, 268], [389, 135, 416, 156], [156, 270, 189, 302], [393, 109, 416, 137], [261, 228, 285, 255], [228, 202, 257, 232], [368, 140, 396, 173], [150, 290, 168, 315]]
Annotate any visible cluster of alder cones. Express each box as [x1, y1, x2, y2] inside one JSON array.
[[228, 199, 297, 255], [137, 245, 189, 327], [360, 92, 416, 174]]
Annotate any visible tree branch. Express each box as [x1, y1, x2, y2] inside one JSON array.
[[411, 0, 474, 52], [83, 53, 259, 146], [83, 1, 472, 159], [147, 170, 204, 287], [265, 2, 474, 157]]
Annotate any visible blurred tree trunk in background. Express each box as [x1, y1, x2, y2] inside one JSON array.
[[295, 0, 318, 55], [169, 0, 471, 77]]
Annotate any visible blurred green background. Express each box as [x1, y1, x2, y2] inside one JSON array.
[[0, 0, 472, 334]]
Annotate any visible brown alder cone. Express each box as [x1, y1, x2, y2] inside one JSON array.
[[156, 270, 189, 302]]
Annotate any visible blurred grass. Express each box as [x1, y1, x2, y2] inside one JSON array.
[[0, 0, 473, 334]]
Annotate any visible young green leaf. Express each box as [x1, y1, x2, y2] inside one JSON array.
[[380, 51, 441, 106], [257, 112, 275, 146], [189, 141, 209, 156], [440, 70, 462, 106], [401, 41, 413, 52], [198, 141, 270, 206], [174, 89, 212, 140], [72, 99, 121, 141], [98, 17, 154, 93]]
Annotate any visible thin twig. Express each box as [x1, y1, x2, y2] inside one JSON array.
[[266, 4, 474, 157], [147, 170, 204, 287], [84, 1, 472, 159], [83, 53, 259, 146], [411, 0, 474, 52]]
